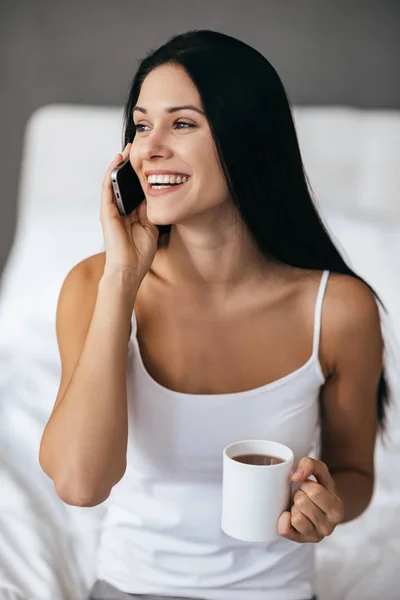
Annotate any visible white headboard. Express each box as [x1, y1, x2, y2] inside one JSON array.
[[293, 106, 400, 219]]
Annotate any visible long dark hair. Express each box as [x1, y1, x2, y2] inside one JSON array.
[[122, 29, 390, 433]]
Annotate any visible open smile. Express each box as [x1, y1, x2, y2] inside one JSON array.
[[146, 178, 190, 197]]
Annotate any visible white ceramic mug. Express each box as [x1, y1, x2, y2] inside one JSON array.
[[221, 440, 294, 542]]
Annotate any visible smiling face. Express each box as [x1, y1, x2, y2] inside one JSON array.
[[130, 64, 234, 227]]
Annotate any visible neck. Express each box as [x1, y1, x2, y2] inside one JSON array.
[[155, 223, 279, 300]]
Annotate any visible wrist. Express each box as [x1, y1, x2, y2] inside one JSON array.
[[99, 267, 141, 298]]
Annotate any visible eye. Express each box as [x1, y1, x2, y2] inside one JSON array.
[[174, 121, 195, 129], [134, 121, 195, 132]]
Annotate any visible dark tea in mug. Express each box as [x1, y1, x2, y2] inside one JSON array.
[[232, 453, 285, 466]]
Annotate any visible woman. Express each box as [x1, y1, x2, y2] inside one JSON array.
[[39, 30, 389, 600]]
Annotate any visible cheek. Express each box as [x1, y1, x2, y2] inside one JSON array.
[[201, 155, 229, 196], [190, 141, 225, 183], [196, 168, 229, 204]]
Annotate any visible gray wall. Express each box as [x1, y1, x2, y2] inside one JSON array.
[[1, 0, 399, 275]]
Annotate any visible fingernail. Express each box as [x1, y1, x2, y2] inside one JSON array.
[[292, 469, 304, 480]]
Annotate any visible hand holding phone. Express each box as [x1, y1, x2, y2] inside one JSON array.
[[111, 155, 145, 217], [100, 144, 159, 284]]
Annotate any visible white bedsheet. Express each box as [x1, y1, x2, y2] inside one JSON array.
[[0, 105, 399, 600]]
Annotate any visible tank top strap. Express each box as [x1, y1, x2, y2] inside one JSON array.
[[312, 270, 330, 359]]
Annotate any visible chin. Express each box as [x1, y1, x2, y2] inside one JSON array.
[[146, 206, 176, 225], [147, 213, 172, 226], [146, 204, 198, 228]]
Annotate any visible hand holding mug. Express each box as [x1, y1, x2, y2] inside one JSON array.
[[277, 457, 344, 543]]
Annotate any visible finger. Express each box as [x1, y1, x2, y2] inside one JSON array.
[[292, 457, 336, 494], [103, 153, 123, 186], [298, 481, 344, 524], [290, 506, 321, 540], [121, 142, 132, 160], [293, 489, 335, 536], [101, 153, 125, 211], [128, 206, 139, 224], [277, 510, 319, 544], [135, 198, 147, 223], [277, 510, 301, 541], [102, 144, 133, 212], [136, 200, 159, 237], [103, 143, 131, 190]]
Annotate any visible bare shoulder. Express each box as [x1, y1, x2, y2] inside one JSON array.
[[71, 251, 106, 283], [56, 251, 106, 339], [324, 272, 381, 326], [59, 252, 105, 292], [56, 251, 107, 333], [321, 272, 383, 375]]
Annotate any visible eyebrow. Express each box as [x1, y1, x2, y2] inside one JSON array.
[[133, 104, 205, 116]]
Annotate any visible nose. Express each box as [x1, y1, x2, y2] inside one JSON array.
[[139, 130, 174, 161]]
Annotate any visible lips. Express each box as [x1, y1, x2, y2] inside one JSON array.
[[144, 170, 190, 178], [146, 178, 189, 197]]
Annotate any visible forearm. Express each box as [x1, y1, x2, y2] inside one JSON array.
[[331, 469, 374, 522], [41, 270, 138, 505]]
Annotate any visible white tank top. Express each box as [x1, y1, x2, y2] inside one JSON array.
[[96, 270, 330, 600]]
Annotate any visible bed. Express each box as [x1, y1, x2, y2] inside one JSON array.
[[0, 104, 399, 600]]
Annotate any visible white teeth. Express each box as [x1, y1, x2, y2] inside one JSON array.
[[147, 174, 189, 184]]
